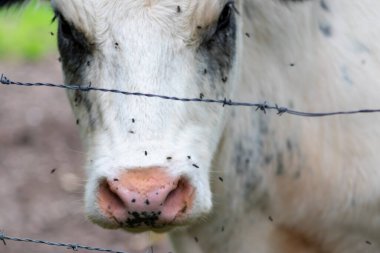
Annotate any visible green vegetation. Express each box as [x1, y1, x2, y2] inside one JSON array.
[[0, 0, 57, 60]]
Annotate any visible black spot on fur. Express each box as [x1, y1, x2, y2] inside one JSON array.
[[233, 136, 266, 208], [80, 95, 97, 129], [177, 6, 181, 13], [320, 0, 330, 12], [319, 22, 332, 37], [74, 90, 83, 106], [235, 141, 253, 175]]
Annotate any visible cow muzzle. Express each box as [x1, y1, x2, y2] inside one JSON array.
[[96, 167, 195, 231]]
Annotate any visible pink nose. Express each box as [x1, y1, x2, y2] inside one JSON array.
[[97, 167, 194, 228]]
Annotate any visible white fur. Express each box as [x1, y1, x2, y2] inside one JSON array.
[[51, 0, 380, 252]]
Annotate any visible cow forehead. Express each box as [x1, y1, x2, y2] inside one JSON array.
[[51, 0, 226, 37]]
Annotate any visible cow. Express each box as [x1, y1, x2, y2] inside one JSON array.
[[2, 0, 380, 252]]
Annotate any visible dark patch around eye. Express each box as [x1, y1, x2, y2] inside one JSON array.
[[197, 3, 237, 92], [320, 0, 330, 12], [57, 13, 94, 79], [57, 13, 98, 129], [319, 22, 332, 37]]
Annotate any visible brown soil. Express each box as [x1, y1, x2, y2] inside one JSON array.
[[0, 57, 172, 253]]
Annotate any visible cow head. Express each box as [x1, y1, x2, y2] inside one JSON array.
[[2, 0, 242, 232]]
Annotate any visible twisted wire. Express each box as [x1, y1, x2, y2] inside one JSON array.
[[2, 73, 380, 117], [0, 231, 129, 253]]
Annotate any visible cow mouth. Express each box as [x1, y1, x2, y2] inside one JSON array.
[[120, 211, 185, 231], [88, 208, 190, 232], [90, 210, 191, 233]]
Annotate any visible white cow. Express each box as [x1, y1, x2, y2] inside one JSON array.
[[2, 0, 380, 252]]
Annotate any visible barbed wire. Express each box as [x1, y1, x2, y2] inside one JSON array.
[[0, 231, 130, 253], [2, 73, 380, 117]]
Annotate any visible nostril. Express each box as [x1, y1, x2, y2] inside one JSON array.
[[161, 178, 194, 218], [97, 179, 127, 222], [165, 180, 183, 204]]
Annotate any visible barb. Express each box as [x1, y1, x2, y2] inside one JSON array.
[[2, 74, 380, 117], [0, 231, 129, 253], [0, 74, 10, 85]]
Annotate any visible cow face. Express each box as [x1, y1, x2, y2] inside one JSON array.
[[3, 0, 243, 232]]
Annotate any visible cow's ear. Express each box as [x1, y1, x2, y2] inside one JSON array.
[[0, 0, 28, 8]]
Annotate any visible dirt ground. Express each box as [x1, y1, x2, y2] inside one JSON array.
[[0, 57, 172, 253]]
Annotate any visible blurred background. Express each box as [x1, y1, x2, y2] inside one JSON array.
[[0, 1, 172, 252]]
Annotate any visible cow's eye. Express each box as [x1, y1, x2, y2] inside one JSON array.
[[216, 2, 234, 31]]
